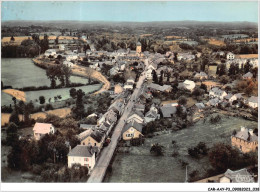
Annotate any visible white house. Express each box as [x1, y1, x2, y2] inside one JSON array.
[[225, 93, 242, 103], [63, 60, 74, 68], [66, 53, 78, 61], [144, 105, 160, 123], [127, 111, 144, 124], [209, 87, 227, 100], [67, 145, 96, 170], [226, 52, 235, 60], [146, 69, 153, 80], [219, 168, 254, 183], [248, 96, 258, 108], [194, 72, 208, 80], [44, 49, 57, 57], [178, 80, 195, 91], [33, 123, 55, 140], [59, 44, 65, 51]]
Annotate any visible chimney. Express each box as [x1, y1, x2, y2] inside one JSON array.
[[249, 129, 254, 136], [241, 126, 245, 132]]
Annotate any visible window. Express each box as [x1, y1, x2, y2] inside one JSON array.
[[94, 143, 96, 146], [83, 142, 85, 145], [84, 158, 89, 161], [126, 133, 134, 137]]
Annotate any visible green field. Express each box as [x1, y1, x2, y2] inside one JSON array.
[[104, 115, 257, 182]]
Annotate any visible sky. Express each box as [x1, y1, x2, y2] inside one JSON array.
[[1, 1, 259, 23]]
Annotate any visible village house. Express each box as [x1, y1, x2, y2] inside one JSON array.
[[114, 84, 124, 94], [160, 103, 178, 118], [33, 123, 55, 141], [44, 49, 57, 57], [207, 98, 220, 107], [67, 145, 96, 170], [231, 126, 258, 153], [127, 110, 144, 124], [190, 103, 205, 121], [79, 129, 106, 148], [177, 52, 195, 61], [226, 52, 235, 60], [194, 71, 208, 80], [144, 105, 160, 123], [122, 120, 143, 141], [145, 68, 153, 80], [243, 72, 253, 79], [133, 102, 145, 113], [224, 93, 242, 103], [209, 87, 227, 100], [178, 80, 195, 92], [147, 83, 172, 92], [63, 60, 74, 68], [247, 96, 258, 108], [220, 168, 254, 183]]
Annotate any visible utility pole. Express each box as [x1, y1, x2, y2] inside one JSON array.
[[185, 165, 188, 183]]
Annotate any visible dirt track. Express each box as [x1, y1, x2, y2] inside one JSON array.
[[33, 57, 110, 95]]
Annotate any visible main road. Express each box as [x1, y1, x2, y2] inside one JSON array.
[[87, 58, 149, 183]]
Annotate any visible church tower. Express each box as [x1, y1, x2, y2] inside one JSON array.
[[136, 42, 142, 54]]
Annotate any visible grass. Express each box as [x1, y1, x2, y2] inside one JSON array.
[[104, 115, 257, 182]]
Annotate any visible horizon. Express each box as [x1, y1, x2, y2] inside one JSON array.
[[2, 20, 258, 24], [2, 1, 258, 23]]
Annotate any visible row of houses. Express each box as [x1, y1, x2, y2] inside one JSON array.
[[208, 87, 258, 108]]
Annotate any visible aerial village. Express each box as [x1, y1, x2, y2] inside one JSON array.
[[1, 22, 258, 183]]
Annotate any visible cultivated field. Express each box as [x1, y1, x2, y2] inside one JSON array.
[[205, 38, 225, 46], [104, 115, 257, 182], [1, 108, 71, 126]]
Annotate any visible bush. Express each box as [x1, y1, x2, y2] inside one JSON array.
[[150, 143, 164, 156], [44, 104, 53, 111]]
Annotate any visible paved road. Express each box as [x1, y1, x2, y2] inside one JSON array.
[[87, 59, 149, 183]]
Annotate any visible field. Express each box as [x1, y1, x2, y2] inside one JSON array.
[[1, 35, 78, 45], [236, 54, 258, 59], [104, 115, 257, 182], [1, 58, 89, 88], [1, 58, 101, 106], [205, 38, 225, 46], [234, 38, 258, 43], [1, 108, 71, 126]]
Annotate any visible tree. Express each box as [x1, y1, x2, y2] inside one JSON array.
[[72, 89, 85, 119], [150, 143, 164, 156], [152, 70, 158, 83], [159, 70, 164, 85], [209, 143, 240, 172], [46, 66, 59, 88], [6, 122, 19, 146], [9, 111, 20, 126], [39, 96, 45, 104], [69, 88, 77, 99], [216, 64, 227, 76], [200, 83, 207, 93], [244, 60, 252, 74], [178, 96, 187, 106], [62, 65, 72, 86]]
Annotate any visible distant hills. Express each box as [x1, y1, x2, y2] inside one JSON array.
[[2, 20, 258, 29]]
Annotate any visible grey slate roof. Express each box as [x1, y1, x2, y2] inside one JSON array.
[[234, 128, 258, 142], [223, 168, 254, 183], [122, 120, 143, 133], [147, 83, 172, 92], [68, 145, 94, 157], [160, 104, 177, 118], [195, 103, 205, 109]]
